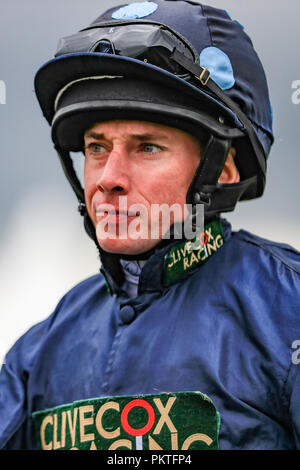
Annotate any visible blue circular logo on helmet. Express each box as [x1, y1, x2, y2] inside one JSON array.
[[112, 2, 158, 19], [200, 47, 235, 91]]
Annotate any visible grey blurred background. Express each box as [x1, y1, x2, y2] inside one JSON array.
[[0, 0, 299, 363]]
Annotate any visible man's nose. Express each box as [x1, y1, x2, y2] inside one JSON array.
[[96, 150, 130, 194]]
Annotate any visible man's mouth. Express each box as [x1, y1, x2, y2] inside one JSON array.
[[96, 207, 140, 221]]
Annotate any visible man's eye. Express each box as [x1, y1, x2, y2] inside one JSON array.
[[85, 143, 106, 155], [86, 143, 106, 154], [142, 143, 162, 154]]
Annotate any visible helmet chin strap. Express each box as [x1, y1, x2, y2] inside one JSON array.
[[187, 135, 232, 218], [54, 134, 251, 287], [186, 134, 259, 220]]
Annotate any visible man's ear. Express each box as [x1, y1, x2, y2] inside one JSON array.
[[218, 147, 240, 184]]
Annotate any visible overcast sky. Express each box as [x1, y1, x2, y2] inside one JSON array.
[[0, 0, 299, 362]]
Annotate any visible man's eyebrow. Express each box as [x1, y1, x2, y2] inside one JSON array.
[[84, 131, 105, 140], [84, 131, 169, 141], [131, 133, 169, 142]]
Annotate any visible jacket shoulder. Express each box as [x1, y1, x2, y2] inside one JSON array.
[[232, 228, 300, 274]]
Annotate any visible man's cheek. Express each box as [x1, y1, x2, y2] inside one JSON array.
[[84, 186, 95, 221]]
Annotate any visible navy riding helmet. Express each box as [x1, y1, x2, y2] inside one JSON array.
[[34, 0, 274, 249]]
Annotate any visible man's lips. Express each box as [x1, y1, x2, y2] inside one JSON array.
[[95, 207, 140, 221]]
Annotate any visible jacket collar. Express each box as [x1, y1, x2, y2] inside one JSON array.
[[100, 217, 232, 296]]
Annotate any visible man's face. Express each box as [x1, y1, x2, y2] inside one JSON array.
[[84, 120, 201, 255]]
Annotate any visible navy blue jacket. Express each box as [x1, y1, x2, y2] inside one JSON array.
[[0, 219, 300, 449]]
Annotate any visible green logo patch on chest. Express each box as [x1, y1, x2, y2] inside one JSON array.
[[164, 218, 225, 286], [33, 391, 220, 450]]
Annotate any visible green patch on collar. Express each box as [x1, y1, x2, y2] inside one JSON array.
[[100, 268, 114, 296], [164, 218, 225, 286], [33, 391, 220, 450]]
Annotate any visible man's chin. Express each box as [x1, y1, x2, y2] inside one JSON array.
[[98, 237, 160, 256]]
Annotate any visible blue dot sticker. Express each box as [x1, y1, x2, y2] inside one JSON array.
[[112, 2, 158, 20], [199, 47, 235, 91], [224, 9, 232, 20], [224, 10, 245, 30]]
